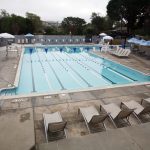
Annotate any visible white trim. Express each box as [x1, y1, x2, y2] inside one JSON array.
[[14, 48, 24, 87], [0, 81, 150, 100]]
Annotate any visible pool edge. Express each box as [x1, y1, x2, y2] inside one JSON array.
[[0, 81, 150, 100]]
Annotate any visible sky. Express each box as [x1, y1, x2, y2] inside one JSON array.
[[0, 0, 110, 23]]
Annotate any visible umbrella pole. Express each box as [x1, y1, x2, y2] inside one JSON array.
[[6, 45, 8, 57]]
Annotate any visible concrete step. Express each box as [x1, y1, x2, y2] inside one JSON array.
[[37, 122, 150, 150]]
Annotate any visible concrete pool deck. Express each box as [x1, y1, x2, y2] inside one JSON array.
[[0, 45, 150, 150], [0, 108, 35, 150], [0, 85, 150, 150], [0, 45, 21, 89]]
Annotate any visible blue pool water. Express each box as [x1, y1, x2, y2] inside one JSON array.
[[1, 45, 150, 96]]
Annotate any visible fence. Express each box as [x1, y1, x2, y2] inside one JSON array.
[[0, 35, 99, 47]]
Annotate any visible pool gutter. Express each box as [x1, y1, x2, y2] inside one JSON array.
[[0, 81, 150, 100]]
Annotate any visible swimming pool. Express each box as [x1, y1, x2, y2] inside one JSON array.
[[1, 45, 150, 96]]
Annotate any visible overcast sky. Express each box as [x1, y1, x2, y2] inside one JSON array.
[[0, 0, 110, 22]]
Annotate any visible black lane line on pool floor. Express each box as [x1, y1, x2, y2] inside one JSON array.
[[30, 53, 36, 92], [64, 51, 115, 84], [51, 52, 87, 88], [87, 52, 137, 82], [36, 50, 53, 90], [54, 52, 92, 87], [106, 67, 137, 82], [80, 52, 136, 82], [50, 52, 68, 72], [42, 52, 65, 90], [79, 53, 100, 65]]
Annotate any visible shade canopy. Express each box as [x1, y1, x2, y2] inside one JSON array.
[[127, 38, 139, 44], [136, 39, 146, 45], [103, 35, 113, 40], [140, 41, 150, 46], [128, 38, 150, 46], [25, 33, 34, 37], [99, 33, 107, 36], [0, 33, 15, 38]]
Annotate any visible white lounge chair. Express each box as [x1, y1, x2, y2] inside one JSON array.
[[101, 42, 110, 53], [109, 46, 120, 54], [111, 48, 131, 57], [114, 48, 125, 56], [43, 112, 67, 142], [78, 106, 108, 133], [122, 49, 131, 57]]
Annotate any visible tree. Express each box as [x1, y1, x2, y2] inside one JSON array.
[[83, 23, 95, 36], [90, 13, 107, 35], [26, 12, 43, 33], [44, 26, 58, 35], [0, 16, 12, 33], [61, 17, 86, 35], [10, 14, 27, 34], [0, 10, 11, 33], [25, 18, 34, 34], [107, 0, 150, 33], [103, 16, 113, 31], [0, 9, 9, 18], [0, 10, 35, 34]]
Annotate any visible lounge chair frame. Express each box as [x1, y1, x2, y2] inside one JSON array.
[[43, 112, 67, 142], [78, 107, 108, 133], [100, 104, 133, 128], [121, 101, 150, 123]]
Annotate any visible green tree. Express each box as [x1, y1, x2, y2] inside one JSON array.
[[26, 12, 43, 33], [103, 16, 113, 31], [44, 26, 57, 35], [0, 9, 9, 17], [107, 0, 150, 33], [61, 17, 86, 35], [0, 16, 12, 33], [0, 10, 35, 34], [25, 18, 34, 34], [0, 9, 11, 33], [10, 14, 27, 34], [91, 13, 105, 34], [83, 23, 95, 36]]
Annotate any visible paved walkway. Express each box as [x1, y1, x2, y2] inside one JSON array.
[[0, 45, 21, 89], [0, 108, 35, 150], [38, 122, 150, 150]]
